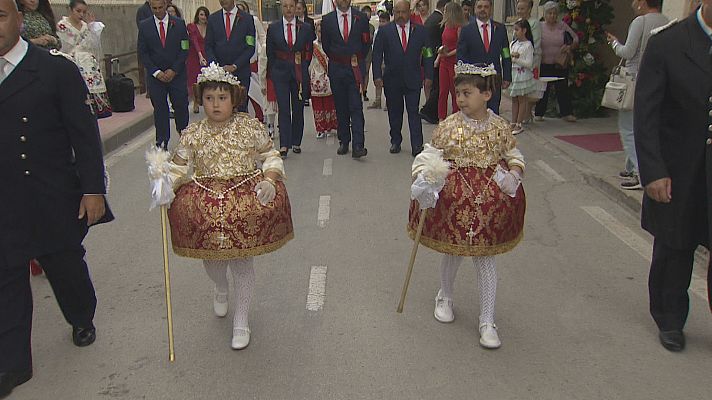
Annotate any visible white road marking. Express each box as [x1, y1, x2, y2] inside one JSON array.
[[317, 196, 331, 227], [306, 265, 328, 311], [582, 206, 707, 299], [532, 160, 566, 183], [323, 158, 333, 176], [105, 130, 154, 168]]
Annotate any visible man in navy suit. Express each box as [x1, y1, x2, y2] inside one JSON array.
[[137, 0, 189, 149], [320, 0, 372, 158], [372, 0, 433, 156], [205, 0, 256, 112], [266, 0, 314, 157], [456, 0, 511, 114]]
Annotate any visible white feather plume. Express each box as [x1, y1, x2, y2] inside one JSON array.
[[422, 155, 450, 186], [145, 146, 175, 210]]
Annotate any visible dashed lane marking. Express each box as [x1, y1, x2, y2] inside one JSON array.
[[532, 160, 566, 183], [323, 158, 333, 176], [317, 195, 331, 227], [306, 265, 328, 311]]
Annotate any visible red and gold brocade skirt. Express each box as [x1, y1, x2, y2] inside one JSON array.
[[407, 163, 526, 257], [168, 175, 294, 260]]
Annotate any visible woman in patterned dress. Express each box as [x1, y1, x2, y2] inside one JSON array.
[[17, 0, 60, 50], [56, 0, 112, 118], [308, 21, 338, 139]]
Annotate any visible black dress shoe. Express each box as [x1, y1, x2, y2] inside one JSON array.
[[659, 330, 685, 352], [352, 148, 368, 158], [389, 144, 401, 154], [279, 149, 288, 158], [412, 146, 424, 156], [72, 326, 96, 347], [292, 146, 302, 154], [337, 143, 349, 155], [0, 370, 32, 398], [419, 111, 438, 125]]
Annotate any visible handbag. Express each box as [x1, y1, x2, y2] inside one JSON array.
[[601, 59, 636, 110], [555, 31, 575, 68]]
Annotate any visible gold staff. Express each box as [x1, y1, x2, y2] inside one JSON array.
[[397, 209, 427, 313], [160, 205, 176, 362]]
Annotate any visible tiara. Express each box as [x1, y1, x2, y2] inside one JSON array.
[[454, 61, 497, 77], [197, 62, 241, 86]]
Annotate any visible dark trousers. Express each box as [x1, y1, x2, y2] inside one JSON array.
[[275, 78, 305, 148], [236, 71, 251, 113], [488, 86, 502, 115], [0, 246, 96, 372], [330, 67, 365, 150], [534, 64, 573, 117], [648, 239, 704, 331], [384, 82, 423, 150], [147, 74, 189, 148], [420, 66, 439, 119]]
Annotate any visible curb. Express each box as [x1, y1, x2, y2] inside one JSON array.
[[101, 112, 154, 155]]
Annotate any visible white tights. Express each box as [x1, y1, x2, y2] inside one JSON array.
[[203, 258, 255, 329], [439, 254, 497, 325]]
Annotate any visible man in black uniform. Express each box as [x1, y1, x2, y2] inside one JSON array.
[[634, 0, 712, 352], [418, 0, 448, 124], [0, 0, 111, 395]]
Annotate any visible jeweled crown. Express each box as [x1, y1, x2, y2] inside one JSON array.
[[197, 62, 241, 86], [454, 61, 497, 77]]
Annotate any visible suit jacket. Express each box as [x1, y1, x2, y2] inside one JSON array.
[[266, 19, 314, 98], [0, 44, 110, 266], [371, 22, 433, 90], [301, 15, 316, 33], [634, 14, 712, 249], [137, 16, 189, 78], [135, 2, 152, 27], [423, 9, 443, 50], [320, 8, 372, 79], [457, 19, 512, 82], [204, 9, 256, 85]]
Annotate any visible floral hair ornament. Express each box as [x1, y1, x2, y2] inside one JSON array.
[[197, 62, 241, 86], [454, 61, 497, 77]]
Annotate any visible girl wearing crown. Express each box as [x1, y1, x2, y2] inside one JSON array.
[[408, 62, 525, 349], [147, 63, 293, 350]]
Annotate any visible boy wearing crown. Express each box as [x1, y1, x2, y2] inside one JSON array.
[[408, 62, 525, 349], [148, 63, 293, 350]]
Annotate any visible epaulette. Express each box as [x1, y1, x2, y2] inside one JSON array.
[[49, 49, 74, 62], [651, 19, 678, 35]]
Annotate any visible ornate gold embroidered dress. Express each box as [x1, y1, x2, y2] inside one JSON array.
[[167, 113, 293, 259], [408, 111, 526, 256]]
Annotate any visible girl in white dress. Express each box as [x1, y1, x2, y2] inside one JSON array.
[[508, 19, 536, 134]]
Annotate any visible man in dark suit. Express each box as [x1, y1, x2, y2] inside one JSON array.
[[456, 0, 511, 114], [0, 0, 111, 395], [418, 0, 448, 124], [135, 1, 152, 26], [266, 0, 314, 157], [205, 0, 256, 112], [372, 0, 433, 156], [634, 1, 712, 352], [320, 0, 372, 158], [137, 0, 189, 149]]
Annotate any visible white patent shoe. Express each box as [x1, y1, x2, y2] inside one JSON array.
[[213, 289, 228, 318], [231, 327, 251, 350], [434, 289, 454, 323], [479, 323, 501, 349]]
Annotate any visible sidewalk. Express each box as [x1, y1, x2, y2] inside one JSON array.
[[98, 95, 154, 154]]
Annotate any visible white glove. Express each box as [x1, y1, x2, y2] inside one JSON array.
[[494, 165, 521, 197], [254, 180, 276, 205], [411, 172, 446, 210], [149, 175, 176, 210]]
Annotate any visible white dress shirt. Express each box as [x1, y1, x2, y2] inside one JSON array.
[[151, 14, 170, 77], [396, 20, 411, 44], [0, 38, 29, 79], [337, 8, 352, 40], [476, 18, 492, 45], [283, 16, 297, 45], [223, 6, 238, 29]]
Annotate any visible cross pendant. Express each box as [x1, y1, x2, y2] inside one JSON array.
[[466, 227, 476, 245], [217, 233, 229, 247], [474, 194, 484, 205]]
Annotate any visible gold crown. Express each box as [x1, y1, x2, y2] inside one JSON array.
[[454, 61, 497, 77], [197, 62, 241, 86]]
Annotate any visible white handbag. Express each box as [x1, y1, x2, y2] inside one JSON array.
[[601, 60, 636, 111]]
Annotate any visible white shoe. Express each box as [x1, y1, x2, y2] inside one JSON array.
[[434, 289, 454, 323], [231, 327, 250, 350], [213, 290, 228, 318], [316, 132, 326, 139], [479, 323, 501, 349], [534, 116, 544, 122]]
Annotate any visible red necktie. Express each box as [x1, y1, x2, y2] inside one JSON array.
[[342, 13, 349, 41], [159, 21, 166, 47], [482, 23, 490, 52], [287, 22, 293, 49], [225, 12, 232, 40], [400, 25, 407, 51]]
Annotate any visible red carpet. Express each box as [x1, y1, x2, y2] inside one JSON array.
[[555, 133, 623, 152]]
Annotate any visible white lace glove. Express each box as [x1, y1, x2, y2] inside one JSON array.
[[493, 165, 522, 197], [411, 172, 446, 210], [254, 180, 276, 205]]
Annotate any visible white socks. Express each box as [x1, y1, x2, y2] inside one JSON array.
[[438, 254, 497, 324], [203, 257, 255, 330]]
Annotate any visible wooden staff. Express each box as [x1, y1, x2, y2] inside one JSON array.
[[397, 209, 427, 313], [160, 205, 176, 362]]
